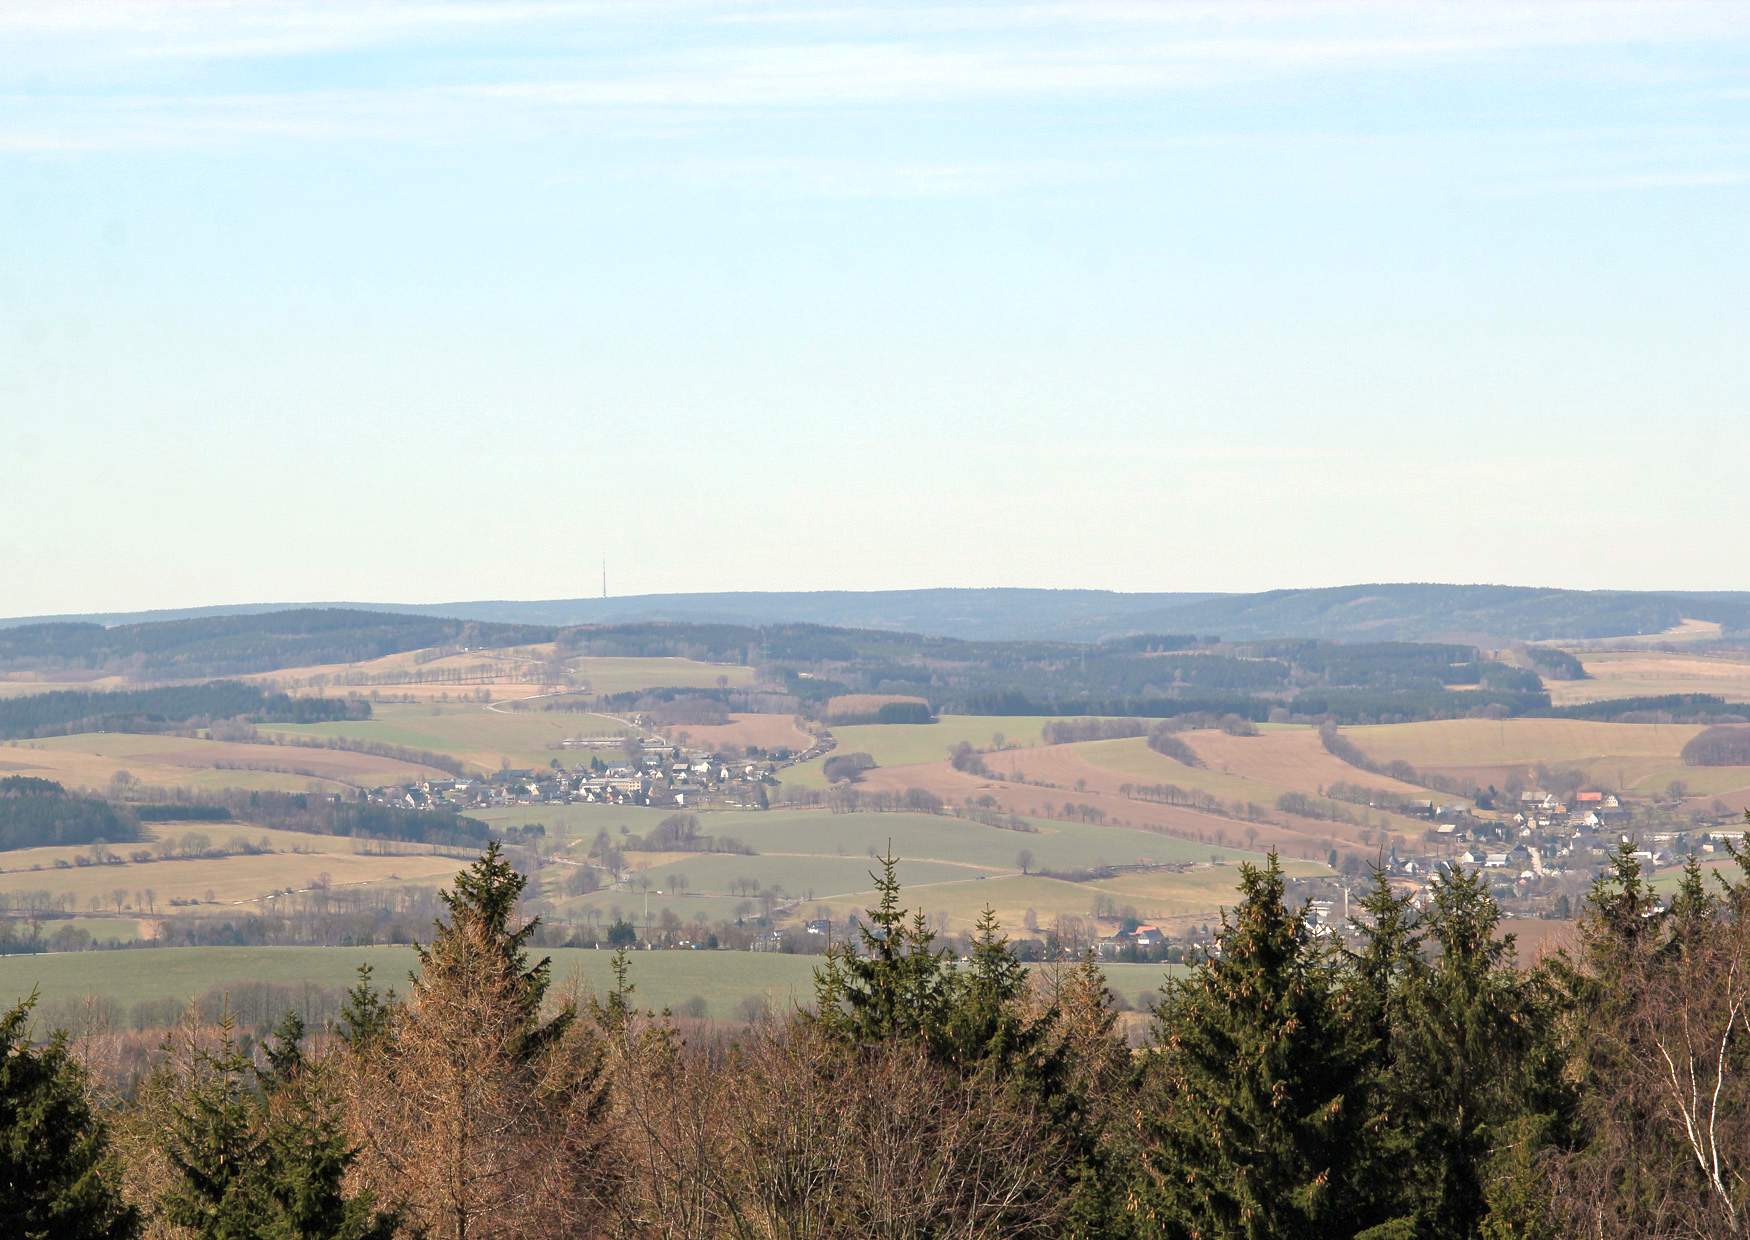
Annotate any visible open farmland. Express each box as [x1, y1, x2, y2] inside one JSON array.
[[0, 674, 134, 698], [1176, 727, 1433, 803], [537, 808, 1296, 931], [0, 845, 469, 917], [570, 656, 757, 694], [1542, 649, 1750, 706], [246, 643, 557, 699], [1556, 619, 1725, 649], [0, 944, 1179, 1023], [659, 713, 813, 754], [0, 731, 450, 794], [252, 646, 757, 700], [782, 715, 1057, 789], [803, 857, 1323, 936], [673, 809, 1266, 873], [3, 916, 152, 945], [260, 699, 635, 772], [0, 822, 443, 877], [984, 732, 1434, 834], [1344, 718, 1707, 792], [854, 752, 1408, 864], [473, 801, 679, 841]]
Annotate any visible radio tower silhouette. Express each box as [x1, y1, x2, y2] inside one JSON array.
[[601, 557, 607, 599]]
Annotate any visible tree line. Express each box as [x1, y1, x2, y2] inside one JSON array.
[[0, 609, 550, 679], [0, 776, 141, 850], [0, 681, 367, 740], [1682, 725, 1750, 766]]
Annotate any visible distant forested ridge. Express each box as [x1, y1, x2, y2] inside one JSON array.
[[0, 776, 140, 850], [0, 681, 368, 740], [564, 621, 1558, 724], [13, 583, 1750, 642], [0, 608, 552, 677]]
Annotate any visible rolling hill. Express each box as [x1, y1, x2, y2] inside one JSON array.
[[9, 584, 1750, 644]]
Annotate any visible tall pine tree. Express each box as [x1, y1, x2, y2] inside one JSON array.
[[0, 994, 138, 1240], [1139, 852, 1378, 1238]]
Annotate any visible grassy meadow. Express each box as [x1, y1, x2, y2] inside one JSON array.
[[1542, 649, 1750, 706], [0, 731, 448, 796], [0, 849, 468, 915], [0, 821, 475, 919], [534, 808, 1298, 933], [780, 715, 1057, 788], [260, 699, 636, 772]]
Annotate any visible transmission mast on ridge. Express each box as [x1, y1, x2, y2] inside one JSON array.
[[602, 557, 607, 599]]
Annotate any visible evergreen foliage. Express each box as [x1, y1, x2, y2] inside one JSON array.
[[0, 994, 138, 1240], [1139, 852, 1376, 1237], [158, 1010, 394, 1240]]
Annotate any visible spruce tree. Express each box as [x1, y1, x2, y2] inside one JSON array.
[[0, 995, 138, 1240], [1139, 852, 1376, 1239], [1394, 865, 1551, 1237], [939, 905, 1034, 1069], [1052, 952, 1142, 1239], [259, 1061, 396, 1240], [1665, 854, 1716, 959], [1342, 867, 1424, 1231], [414, 840, 567, 1054], [160, 1016, 274, 1238], [350, 845, 616, 1238], [336, 965, 392, 1051], [259, 1009, 305, 1096], [811, 847, 953, 1042]]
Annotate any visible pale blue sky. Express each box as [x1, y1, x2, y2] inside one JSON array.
[[3, 1, 1747, 616]]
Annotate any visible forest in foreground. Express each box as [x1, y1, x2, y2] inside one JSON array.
[[7, 821, 1750, 1240]]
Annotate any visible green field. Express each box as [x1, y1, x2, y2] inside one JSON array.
[[781, 716, 1065, 789], [474, 802, 679, 841], [0, 946, 1180, 1023], [6, 916, 149, 944], [262, 700, 635, 772], [530, 809, 1296, 932], [646, 809, 1265, 873]]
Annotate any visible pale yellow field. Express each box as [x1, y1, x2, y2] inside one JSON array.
[[260, 700, 633, 772], [1098, 732, 1427, 802], [0, 674, 133, 698], [804, 860, 1318, 935], [0, 823, 387, 875], [783, 716, 1053, 789], [1544, 650, 1750, 705], [1556, 618, 1724, 649], [252, 645, 756, 700], [0, 732, 451, 794], [247, 643, 556, 698], [660, 713, 813, 753], [570, 656, 757, 695], [0, 848, 469, 914], [1345, 718, 1707, 791]]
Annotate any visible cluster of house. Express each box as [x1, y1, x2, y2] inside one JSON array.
[[369, 737, 780, 813]]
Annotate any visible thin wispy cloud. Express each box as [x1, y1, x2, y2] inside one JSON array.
[[2, 0, 1746, 206]]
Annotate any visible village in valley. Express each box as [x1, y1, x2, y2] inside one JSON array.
[[370, 734, 798, 815]]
